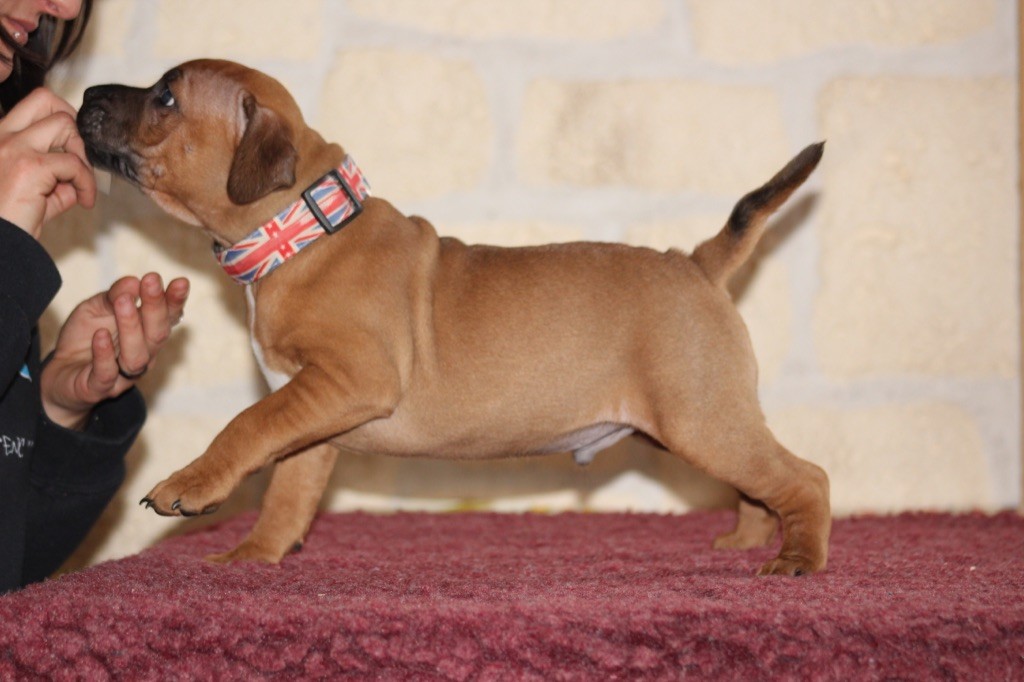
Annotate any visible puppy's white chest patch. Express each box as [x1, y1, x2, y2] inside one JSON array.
[[245, 286, 291, 392]]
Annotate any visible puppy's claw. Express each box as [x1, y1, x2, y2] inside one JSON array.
[[177, 501, 199, 517], [140, 496, 179, 517], [173, 501, 220, 517]]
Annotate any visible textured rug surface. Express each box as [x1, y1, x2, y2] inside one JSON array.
[[1, 510, 1022, 680]]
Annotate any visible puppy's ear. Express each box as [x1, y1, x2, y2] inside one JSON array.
[[227, 93, 298, 205]]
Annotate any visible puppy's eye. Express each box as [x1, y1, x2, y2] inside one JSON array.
[[158, 87, 176, 108]]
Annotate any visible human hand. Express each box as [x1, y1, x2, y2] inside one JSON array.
[[40, 273, 190, 430], [0, 87, 97, 240]]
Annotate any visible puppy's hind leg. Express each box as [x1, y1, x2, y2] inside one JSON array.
[[655, 413, 830, 576], [207, 442, 338, 564], [713, 493, 778, 550]]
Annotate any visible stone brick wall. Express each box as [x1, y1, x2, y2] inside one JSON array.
[[37, 0, 1018, 567]]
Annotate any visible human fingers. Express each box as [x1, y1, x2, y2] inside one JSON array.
[[12, 110, 81, 153], [14, 113, 96, 192], [0, 111, 94, 194], [0, 88, 78, 131], [34, 110, 93, 171], [19, 109, 95, 171], [139, 273, 171, 349], [0, 150, 97, 233], [105, 277, 142, 309], [85, 328, 120, 396], [165, 277, 190, 327], [42, 172, 97, 227], [36, 150, 98, 216], [61, 127, 93, 173], [42, 182, 82, 226], [112, 293, 151, 377]]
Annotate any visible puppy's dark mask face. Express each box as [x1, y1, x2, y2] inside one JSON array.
[[77, 60, 299, 230], [78, 68, 185, 186]]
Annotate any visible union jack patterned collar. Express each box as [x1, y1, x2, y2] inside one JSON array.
[[213, 155, 371, 284]]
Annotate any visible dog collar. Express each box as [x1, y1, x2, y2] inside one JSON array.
[[214, 155, 371, 284]]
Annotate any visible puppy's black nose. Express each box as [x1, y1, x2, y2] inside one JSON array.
[[77, 98, 105, 136], [81, 84, 117, 107]]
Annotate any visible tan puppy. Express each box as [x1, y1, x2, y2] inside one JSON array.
[[78, 60, 829, 576]]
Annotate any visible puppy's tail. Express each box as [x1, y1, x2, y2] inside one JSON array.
[[692, 142, 824, 288]]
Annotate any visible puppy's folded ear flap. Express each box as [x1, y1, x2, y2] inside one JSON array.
[[227, 93, 298, 205]]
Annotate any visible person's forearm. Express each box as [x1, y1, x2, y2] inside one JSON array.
[[0, 217, 61, 386], [21, 389, 145, 585]]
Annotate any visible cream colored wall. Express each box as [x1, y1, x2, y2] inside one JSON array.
[[37, 0, 1019, 568]]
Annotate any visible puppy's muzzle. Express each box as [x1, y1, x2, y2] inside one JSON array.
[[78, 85, 144, 183]]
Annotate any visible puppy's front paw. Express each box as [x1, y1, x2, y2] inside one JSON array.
[[140, 464, 229, 517]]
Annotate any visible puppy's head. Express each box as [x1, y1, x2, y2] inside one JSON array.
[[78, 59, 331, 243]]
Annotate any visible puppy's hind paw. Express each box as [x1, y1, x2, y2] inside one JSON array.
[[205, 539, 289, 565], [757, 554, 823, 577], [713, 527, 776, 550]]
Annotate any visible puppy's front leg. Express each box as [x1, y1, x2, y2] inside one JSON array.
[[143, 363, 398, 517], [207, 442, 339, 564]]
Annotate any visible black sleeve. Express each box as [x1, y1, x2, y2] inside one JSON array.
[[0, 218, 60, 390], [21, 387, 146, 585], [0, 217, 147, 586]]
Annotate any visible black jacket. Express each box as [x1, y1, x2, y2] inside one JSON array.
[[0, 218, 145, 592]]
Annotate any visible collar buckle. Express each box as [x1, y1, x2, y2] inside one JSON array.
[[301, 168, 363, 235]]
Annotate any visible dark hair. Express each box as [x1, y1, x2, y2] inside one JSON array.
[[0, 0, 93, 114]]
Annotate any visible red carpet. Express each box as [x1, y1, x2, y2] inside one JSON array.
[[1, 510, 1022, 679]]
